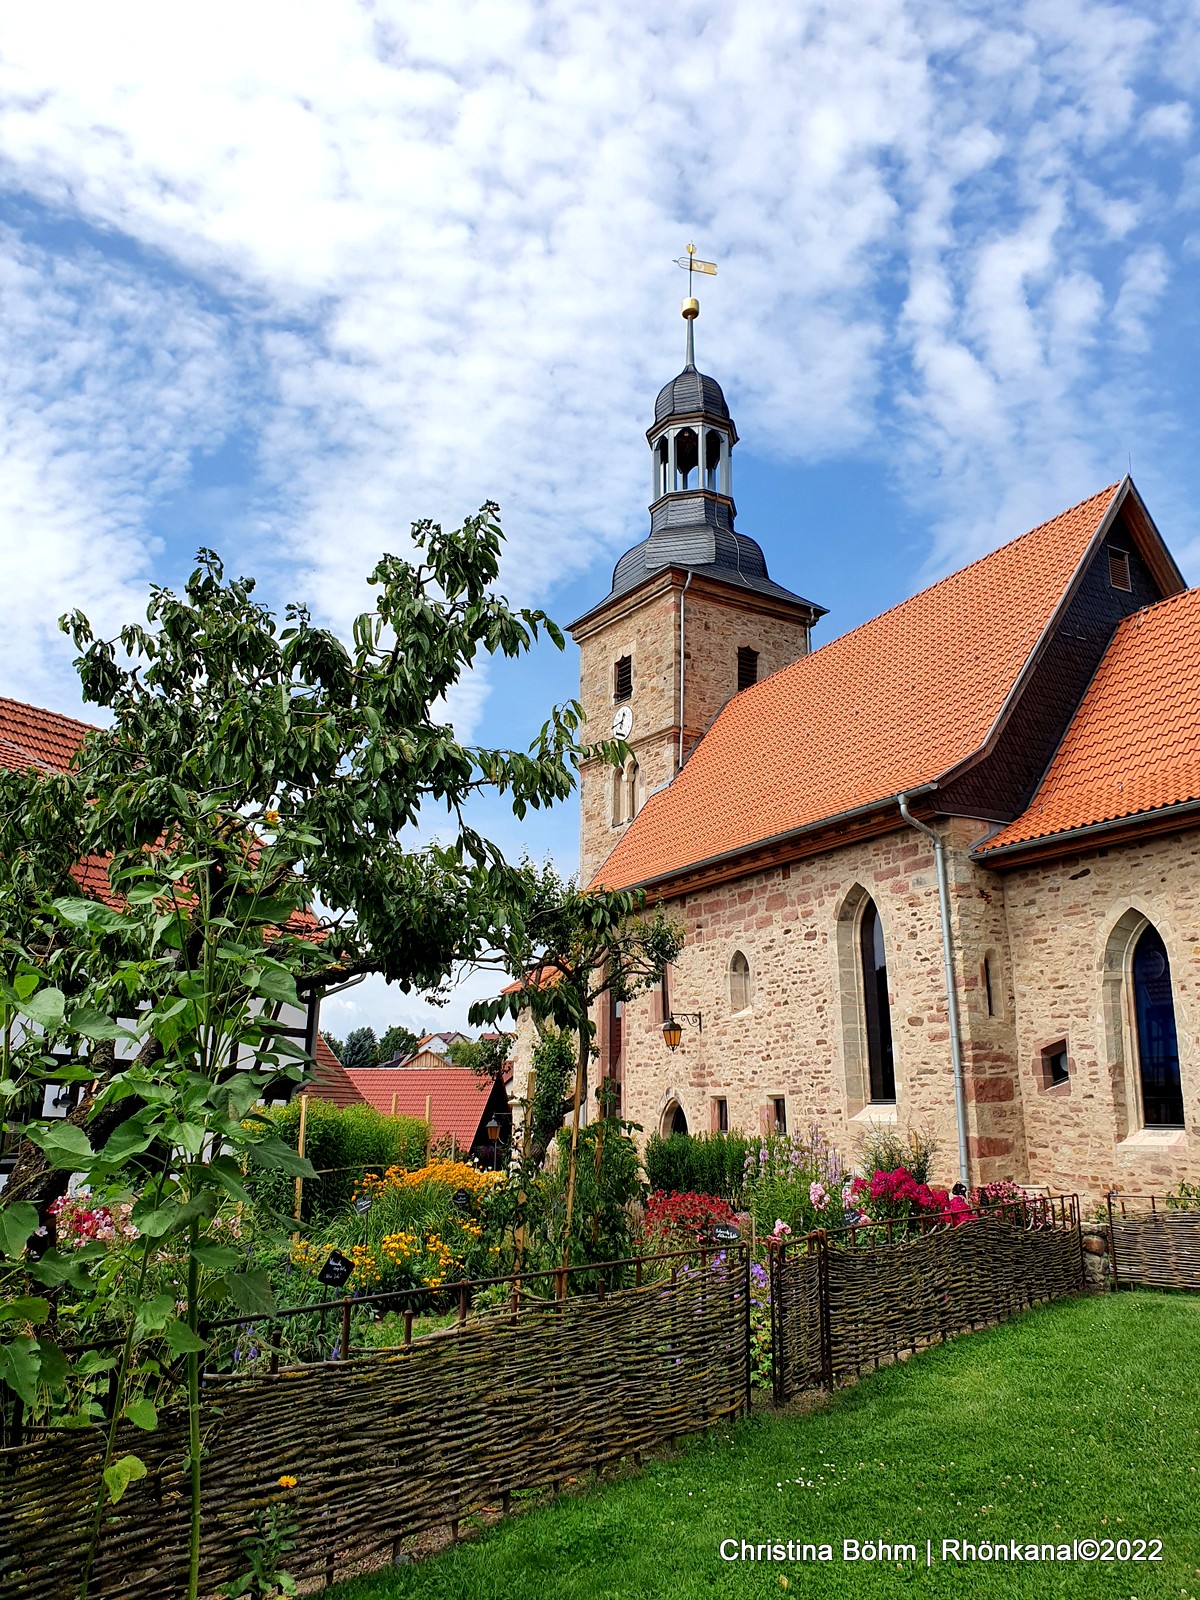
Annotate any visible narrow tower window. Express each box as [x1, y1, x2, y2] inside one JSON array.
[[737, 647, 759, 691], [860, 900, 896, 1103], [729, 950, 751, 1012], [1108, 548, 1132, 592], [1132, 925, 1184, 1126], [655, 437, 669, 499], [613, 656, 632, 702]]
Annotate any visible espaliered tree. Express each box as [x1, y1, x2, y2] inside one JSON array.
[[471, 860, 682, 1263], [0, 506, 611, 1600]]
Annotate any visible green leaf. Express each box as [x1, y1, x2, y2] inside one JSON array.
[[69, 1004, 136, 1043], [0, 1297, 50, 1325], [220, 1270, 276, 1317], [17, 988, 66, 1031], [162, 1318, 207, 1356], [124, 1398, 158, 1431], [191, 1243, 242, 1272], [0, 1202, 39, 1259], [98, 1120, 162, 1164], [27, 1249, 92, 1291], [134, 1294, 177, 1336], [246, 964, 301, 1006], [103, 1454, 147, 1504], [249, 1138, 315, 1178], [52, 897, 126, 933], [27, 1122, 93, 1170], [206, 1156, 252, 1205], [13, 972, 40, 1001], [0, 1336, 39, 1405], [35, 1338, 68, 1390]]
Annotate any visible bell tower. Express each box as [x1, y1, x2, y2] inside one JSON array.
[[571, 285, 826, 884]]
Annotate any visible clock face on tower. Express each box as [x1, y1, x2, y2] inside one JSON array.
[[611, 705, 634, 739]]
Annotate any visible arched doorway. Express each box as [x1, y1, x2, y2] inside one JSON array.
[[662, 1101, 688, 1136]]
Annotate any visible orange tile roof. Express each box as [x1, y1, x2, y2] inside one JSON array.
[[345, 1065, 500, 1148], [0, 697, 94, 772], [977, 586, 1200, 857], [595, 485, 1123, 890], [305, 1035, 367, 1108]]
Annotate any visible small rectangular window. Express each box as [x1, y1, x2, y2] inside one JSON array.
[[659, 967, 670, 1024], [1108, 549, 1132, 592], [983, 957, 995, 1017], [737, 646, 759, 691], [613, 656, 633, 701], [772, 1096, 787, 1133], [1041, 1042, 1070, 1088], [713, 1096, 729, 1133]]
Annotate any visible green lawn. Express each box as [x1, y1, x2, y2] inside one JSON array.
[[333, 1292, 1200, 1600]]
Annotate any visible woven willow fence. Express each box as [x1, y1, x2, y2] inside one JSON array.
[[771, 1197, 1083, 1402], [0, 1250, 750, 1600], [1107, 1193, 1200, 1290]]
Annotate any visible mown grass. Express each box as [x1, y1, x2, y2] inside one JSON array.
[[333, 1292, 1200, 1600]]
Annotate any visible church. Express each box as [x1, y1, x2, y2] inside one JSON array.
[[542, 294, 1199, 1203]]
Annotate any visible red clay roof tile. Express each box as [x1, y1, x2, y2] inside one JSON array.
[[305, 1035, 368, 1108], [0, 697, 94, 772], [978, 586, 1200, 856], [593, 485, 1123, 890], [345, 1065, 499, 1149]]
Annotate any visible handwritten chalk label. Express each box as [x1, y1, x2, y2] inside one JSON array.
[[354, 1196, 372, 1215], [711, 1223, 740, 1244], [452, 1189, 472, 1209], [317, 1250, 354, 1288]]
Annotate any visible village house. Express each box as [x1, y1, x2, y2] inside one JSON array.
[[510, 300, 1199, 1204]]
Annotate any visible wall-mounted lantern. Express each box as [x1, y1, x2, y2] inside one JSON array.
[[661, 1012, 702, 1052]]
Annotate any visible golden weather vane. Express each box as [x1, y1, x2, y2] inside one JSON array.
[[673, 240, 718, 301]]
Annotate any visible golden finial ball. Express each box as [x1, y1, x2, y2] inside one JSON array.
[[681, 296, 699, 320]]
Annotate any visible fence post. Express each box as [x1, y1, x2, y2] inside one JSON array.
[[1106, 1192, 1120, 1292], [816, 1231, 832, 1390], [340, 1298, 351, 1360], [743, 1244, 752, 1419], [769, 1240, 784, 1407]]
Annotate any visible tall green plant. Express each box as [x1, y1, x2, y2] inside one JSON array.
[[0, 508, 594, 1600], [243, 1100, 428, 1223], [645, 1131, 750, 1200]]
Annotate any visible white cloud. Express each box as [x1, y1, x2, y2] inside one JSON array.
[[1141, 101, 1192, 143]]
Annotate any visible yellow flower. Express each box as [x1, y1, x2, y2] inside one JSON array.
[[278, 1474, 297, 1489], [264, 809, 280, 827]]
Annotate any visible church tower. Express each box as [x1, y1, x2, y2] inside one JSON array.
[[571, 292, 826, 883]]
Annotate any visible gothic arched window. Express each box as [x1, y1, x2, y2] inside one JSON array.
[[860, 899, 896, 1103], [729, 950, 751, 1013], [1132, 925, 1184, 1127]]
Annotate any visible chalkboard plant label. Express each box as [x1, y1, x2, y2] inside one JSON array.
[[711, 1223, 741, 1245], [317, 1249, 354, 1288], [452, 1189, 472, 1209], [354, 1196, 372, 1215]]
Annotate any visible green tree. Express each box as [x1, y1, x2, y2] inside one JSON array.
[[472, 861, 682, 1262], [341, 1026, 380, 1070], [0, 507, 608, 1599], [446, 1032, 513, 1084], [378, 1023, 418, 1062]]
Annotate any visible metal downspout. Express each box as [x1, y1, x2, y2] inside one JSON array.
[[897, 793, 969, 1186], [678, 572, 693, 771]]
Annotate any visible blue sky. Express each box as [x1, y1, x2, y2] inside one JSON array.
[[1, 0, 1198, 1040]]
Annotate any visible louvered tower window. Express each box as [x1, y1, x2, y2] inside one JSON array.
[[614, 656, 632, 701], [737, 647, 759, 691]]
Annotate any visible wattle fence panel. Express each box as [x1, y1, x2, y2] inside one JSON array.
[[1108, 1194, 1200, 1290], [771, 1198, 1083, 1401], [0, 1253, 750, 1600]]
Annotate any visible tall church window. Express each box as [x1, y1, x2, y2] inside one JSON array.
[[1132, 925, 1184, 1127], [655, 437, 669, 499], [860, 899, 896, 1103], [613, 656, 632, 702], [729, 950, 751, 1013], [612, 756, 639, 826]]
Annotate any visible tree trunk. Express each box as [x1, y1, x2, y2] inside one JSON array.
[[560, 1023, 589, 1268]]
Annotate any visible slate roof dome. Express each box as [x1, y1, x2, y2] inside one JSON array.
[[654, 363, 730, 424]]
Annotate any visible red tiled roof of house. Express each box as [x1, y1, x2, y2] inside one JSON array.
[[977, 587, 1200, 858], [0, 697, 94, 772], [305, 1035, 367, 1108], [594, 485, 1125, 890], [345, 1066, 499, 1149]]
